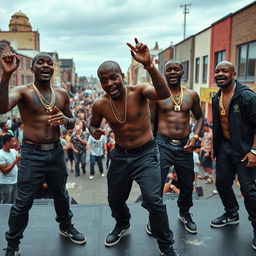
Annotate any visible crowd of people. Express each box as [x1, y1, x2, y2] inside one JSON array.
[[0, 38, 255, 256]]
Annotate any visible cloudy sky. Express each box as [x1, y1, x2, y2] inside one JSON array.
[[0, 0, 254, 77]]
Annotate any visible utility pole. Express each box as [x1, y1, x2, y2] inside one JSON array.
[[180, 3, 191, 40]]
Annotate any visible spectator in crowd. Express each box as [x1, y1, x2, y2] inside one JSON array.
[[106, 131, 115, 170], [199, 122, 213, 184], [0, 122, 14, 149], [0, 134, 20, 204], [210, 61, 256, 251], [87, 134, 107, 180], [65, 129, 74, 172], [70, 125, 87, 177], [163, 168, 180, 194]]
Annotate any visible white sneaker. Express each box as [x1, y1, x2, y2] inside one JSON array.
[[101, 173, 105, 177], [89, 175, 95, 180]]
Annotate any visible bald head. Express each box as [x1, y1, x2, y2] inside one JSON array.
[[32, 52, 53, 68], [97, 61, 122, 77], [215, 61, 235, 72], [165, 59, 183, 70]]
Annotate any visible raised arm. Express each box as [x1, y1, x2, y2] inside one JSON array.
[[127, 38, 170, 100], [89, 100, 106, 140], [0, 52, 22, 114]]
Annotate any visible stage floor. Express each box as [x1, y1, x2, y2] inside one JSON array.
[[0, 200, 255, 256]]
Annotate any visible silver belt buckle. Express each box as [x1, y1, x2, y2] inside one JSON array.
[[41, 144, 54, 150], [170, 139, 181, 146]]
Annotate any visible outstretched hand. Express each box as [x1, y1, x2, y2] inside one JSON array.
[[127, 38, 151, 67], [1, 52, 20, 74]]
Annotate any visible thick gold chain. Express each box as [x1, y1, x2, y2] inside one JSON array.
[[109, 87, 127, 124], [169, 87, 183, 110], [219, 84, 236, 116], [33, 84, 56, 112]]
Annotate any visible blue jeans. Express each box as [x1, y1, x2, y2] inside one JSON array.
[[73, 151, 86, 176], [0, 183, 17, 204], [90, 155, 104, 175], [5, 140, 73, 248], [107, 139, 173, 252]]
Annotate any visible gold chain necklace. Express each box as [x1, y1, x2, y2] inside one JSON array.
[[219, 84, 236, 116], [169, 87, 183, 111], [33, 84, 56, 112], [109, 87, 127, 124]]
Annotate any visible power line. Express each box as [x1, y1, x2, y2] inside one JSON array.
[[180, 3, 191, 40]]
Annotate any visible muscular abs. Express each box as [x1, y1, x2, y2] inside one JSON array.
[[157, 93, 193, 139]]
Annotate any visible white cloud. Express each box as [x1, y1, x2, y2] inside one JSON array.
[[0, 0, 254, 77]]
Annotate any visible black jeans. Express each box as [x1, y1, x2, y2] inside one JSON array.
[[5, 140, 73, 248], [216, 139, 256, 225], [156, 134, 195, 213], [107, 139, 173, 252]]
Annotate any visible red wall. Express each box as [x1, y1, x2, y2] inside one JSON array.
[[209, 17, 232, 88]]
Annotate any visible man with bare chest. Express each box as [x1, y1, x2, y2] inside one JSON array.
[[150, 60, 204, 234], [89, 39, 178, 256], [210, 61, 256, 251], [0, 52, 85, 256]]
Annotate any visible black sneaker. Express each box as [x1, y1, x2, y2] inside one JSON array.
[[59, 225, 86, 244], [160, 246, 179, 256], [104, 223, 130, 247], [210, 212, 239, 228], [178, 212, 197, 234], [145, 221, 152, 236], [252, 232, 256, 250], [3, 247, 21, 256]]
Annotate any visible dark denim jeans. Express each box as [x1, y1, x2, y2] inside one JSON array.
[[107, 139, 173, 252], [5, 140, 73, 248], [216, 139, 256, 224], [156, 134, 195, 213], [0, 183, 17, 204], [73, 151, 86, 176], [90, 155, 104, 175]]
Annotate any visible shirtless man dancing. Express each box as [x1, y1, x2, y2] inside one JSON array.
[[0, 52, 85, 256], [89, 39, 178, 256]]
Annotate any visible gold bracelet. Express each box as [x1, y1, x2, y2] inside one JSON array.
[[193, 134, 199, 140]]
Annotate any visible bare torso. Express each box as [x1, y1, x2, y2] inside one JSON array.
[[94, 85, 153, 149], [16, 84, 69, 143], [156, 88, 195, 139]]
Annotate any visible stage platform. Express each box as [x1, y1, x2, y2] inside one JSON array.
[[0, 200, 255, 256]]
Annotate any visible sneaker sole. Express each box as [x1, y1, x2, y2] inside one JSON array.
[[104, 227, 131, 247], [59, 231, 87, 245], [252, 242, 256, 250], [210, 220, 239, 228], [178, 215, 197, 234], [145, 225, 152, 236]]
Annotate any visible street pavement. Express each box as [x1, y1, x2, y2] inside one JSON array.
[[66, 159, 242, 205]]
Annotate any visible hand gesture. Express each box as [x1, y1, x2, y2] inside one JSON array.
[[184, 137, 197, 153], [241, 152, 256, 167], [93, 128, 106, 140], [48, 106, 67, 126], [127, 38, 151, 67], [1, 52, 20, 74]]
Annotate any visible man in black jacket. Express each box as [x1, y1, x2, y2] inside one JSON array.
[[210, 61, 256, 251]]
